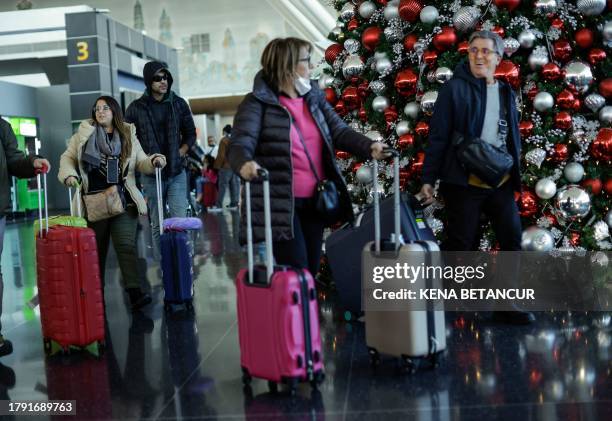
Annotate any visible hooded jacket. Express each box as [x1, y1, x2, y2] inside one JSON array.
[[421, 60, 522, 191], [0, 119, 37, 217], [58, 120, 163, 216], [125, 61, 196, 178], [227, 70, 374, 244]]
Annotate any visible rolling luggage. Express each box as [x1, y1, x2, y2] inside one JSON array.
[[365, 152, 446, 372], [326, 177, 436, 321], [156, 168, 200, 313], [236, 169, 325, 395], [202, 169, 218, 208], [35, 171, 105, 356]]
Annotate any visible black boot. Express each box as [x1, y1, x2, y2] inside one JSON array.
[[0, 335, 13, 358], [126, 288, 152, 312]]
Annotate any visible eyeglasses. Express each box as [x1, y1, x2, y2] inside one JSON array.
[[152, 74, 168, 82], [93, 105, 111, 113], [468, 47, 496, 56], [298, 56, 311, 64]]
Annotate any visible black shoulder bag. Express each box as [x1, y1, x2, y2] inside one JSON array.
[[452, 86, 514, 187], [292, 122, 341, 225]]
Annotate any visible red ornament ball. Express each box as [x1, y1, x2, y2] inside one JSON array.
[[551, 144, 569, 163], [357, 81, 369, 98], [554, 111, 573, 130], [410, 152, 425, 176], [335, 100, 347, 116], [362, 27, 382, 51], [325, 87, 337, 105], [600, 78, 612, 98], [491, 26, 505, 38], [342, 86, 360, 110], [423, 50, 438, 66], [557, 90, 575, 109], [590, 128, 612, 161], [358, 107, 368, 122], [432, 26, 457, 51], [353, 162, 363, 172], [604, 179, 612, 195], [541, 63, 561, 81], [347, 18, 359, 32], [575, 28, 594, 49], [398, 0, 423, 22], [553, 40, 572, 62], [398, 134, 415, 150], [494, 60, 520, 89], [494, 0, 521, 12], [568, 232, 581, 247], [384, 106, 399, 127], [394, 68, 418, 97], [403, 34, 418, 51], [325, 44, 343, 65], [581, 178, 603, 196], [519, 121, 534, 138], [527, 85, 539, 101], [588, 48, 607, 65], [415, 121, 430, 138], [458, 41, 469, 55], [518, 191, 538, 218], [336, 150, 351, 160], [571, 98, 582, 112], [551, 18, 564, 30]]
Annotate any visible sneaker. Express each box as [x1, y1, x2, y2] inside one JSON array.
[[0, 336, 13, 358], [127, 288, 153, 312], [226, 204, 238, 211]]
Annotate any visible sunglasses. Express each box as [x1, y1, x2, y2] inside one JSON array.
[[468, 47, 497, 56], [152, 74, 168, 82], [93, 105, 111, 113]]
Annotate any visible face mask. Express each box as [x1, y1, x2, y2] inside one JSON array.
[[294, 75, 311, 96]]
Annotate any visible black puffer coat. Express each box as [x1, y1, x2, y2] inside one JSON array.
[[228, 71, 374, 244]]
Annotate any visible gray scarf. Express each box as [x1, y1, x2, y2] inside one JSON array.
[[82, 124, 122, 172]]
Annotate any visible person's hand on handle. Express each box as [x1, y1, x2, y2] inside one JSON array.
[[65, 176, 79, 188], [419, 183, 435, 205], [33, 158, 51, 174], [239, 160, 261, 181], [152, 155, 166, 168], [370, 142, 391, 160]]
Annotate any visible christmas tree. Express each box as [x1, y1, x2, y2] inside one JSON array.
[[321, 0, 611, 252]]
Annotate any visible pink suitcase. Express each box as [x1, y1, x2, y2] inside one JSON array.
[[236, 169, 324, 395]]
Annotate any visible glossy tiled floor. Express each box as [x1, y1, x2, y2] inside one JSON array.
[[0, 211, 610, 420]]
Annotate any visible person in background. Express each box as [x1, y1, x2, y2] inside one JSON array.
[[59, 96, 166, 311], [227, 37, 389, 276], [211, 125, 239, 212], [0, 117, 50, 357], [125, 61, 196, 259], [202, 135, 218, 160]]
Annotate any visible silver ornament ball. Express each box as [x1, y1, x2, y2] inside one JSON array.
[[584, 93, 606, 112], [453, 6, 480, 33], [599, 106, 612, 124], [564, 162, 585, 183], [563, 60, 593, 94], [365, 130, 384, 143], [533, 92, 555, 112], [420, 91, 439, 115], [372, 96, 390, 112], [369, 80, 386, 95], [396, 120, 411, 136], [518, 30, 536, 49], [504, 37, 520, 57], [375, 57, 393, 74], [344, 38, 360, 54], [340, 2, 356, 22], [535, 178, 557, 200], [435, 67, 453, 83], [318, 74, 334, 90], [342, 54, 364, 78], [521, 227, 555, 252], [383, 4, 399, 20], [554, 185, 592, 221], [404, 102, 420, 119], [605, 210, 612, 229], [576, 0, 606, 16], [384, 26, 401, 42], [356, 165, 374, 184], [529, 51, 549, 70], [526, 148, 547, 168], [534, 0, 558, 14], [603, 21, 612, 47], [358, 1, 376, 19], [427, 70, 437, 83], [420, 6, 439, 24]]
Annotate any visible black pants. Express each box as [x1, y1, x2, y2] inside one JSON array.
[[272, 199, 325, 276], [440, 181, 522, 251]]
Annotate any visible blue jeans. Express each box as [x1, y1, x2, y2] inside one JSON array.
[[216, 168, 240, 207], [141, 171, 188, 259]]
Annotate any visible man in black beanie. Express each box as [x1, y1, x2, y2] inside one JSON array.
[[126, 61, 196, 258], [211, 124, 239, 212]]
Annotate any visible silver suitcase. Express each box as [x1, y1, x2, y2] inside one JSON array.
[[364, 152, 447, 372]]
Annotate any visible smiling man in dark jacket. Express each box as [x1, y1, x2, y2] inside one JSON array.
[[126, 61, 196, 258], [420, 31, 533, 325]]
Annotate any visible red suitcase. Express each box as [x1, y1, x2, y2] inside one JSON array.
[[236, 169, 324, 395], [35, 173, 105, 356]]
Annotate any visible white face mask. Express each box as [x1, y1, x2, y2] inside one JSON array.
[[294, 75, 312, 96]]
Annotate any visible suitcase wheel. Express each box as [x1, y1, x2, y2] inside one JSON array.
[[241, 367, 252, 386], [368, 348, 380, 367], [400, 355, 417, 375], [428, 352, 441, 368], [286, 378, 298, 396], [267, 381, 278, 394]]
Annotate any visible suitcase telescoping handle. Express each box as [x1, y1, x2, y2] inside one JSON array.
[[35, 164, 50, 238], [155, 166, 164, 236], [245, 167, 274, 284], [68, 185, 83, 218], [372, 148, 400, 253]]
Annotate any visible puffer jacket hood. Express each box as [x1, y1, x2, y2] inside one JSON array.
[[143, 61, 174, 93]]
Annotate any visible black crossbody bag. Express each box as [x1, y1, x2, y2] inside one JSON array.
[[292, 122, 341, 225], [452, 87, 514, 187]]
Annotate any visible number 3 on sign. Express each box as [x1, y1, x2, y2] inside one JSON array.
[[76, 41, 89, 61]]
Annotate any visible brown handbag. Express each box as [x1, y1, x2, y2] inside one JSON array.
[[82, 185, 126, 222]]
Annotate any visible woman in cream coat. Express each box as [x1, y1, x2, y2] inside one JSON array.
[[58, 95, 165, 311]]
